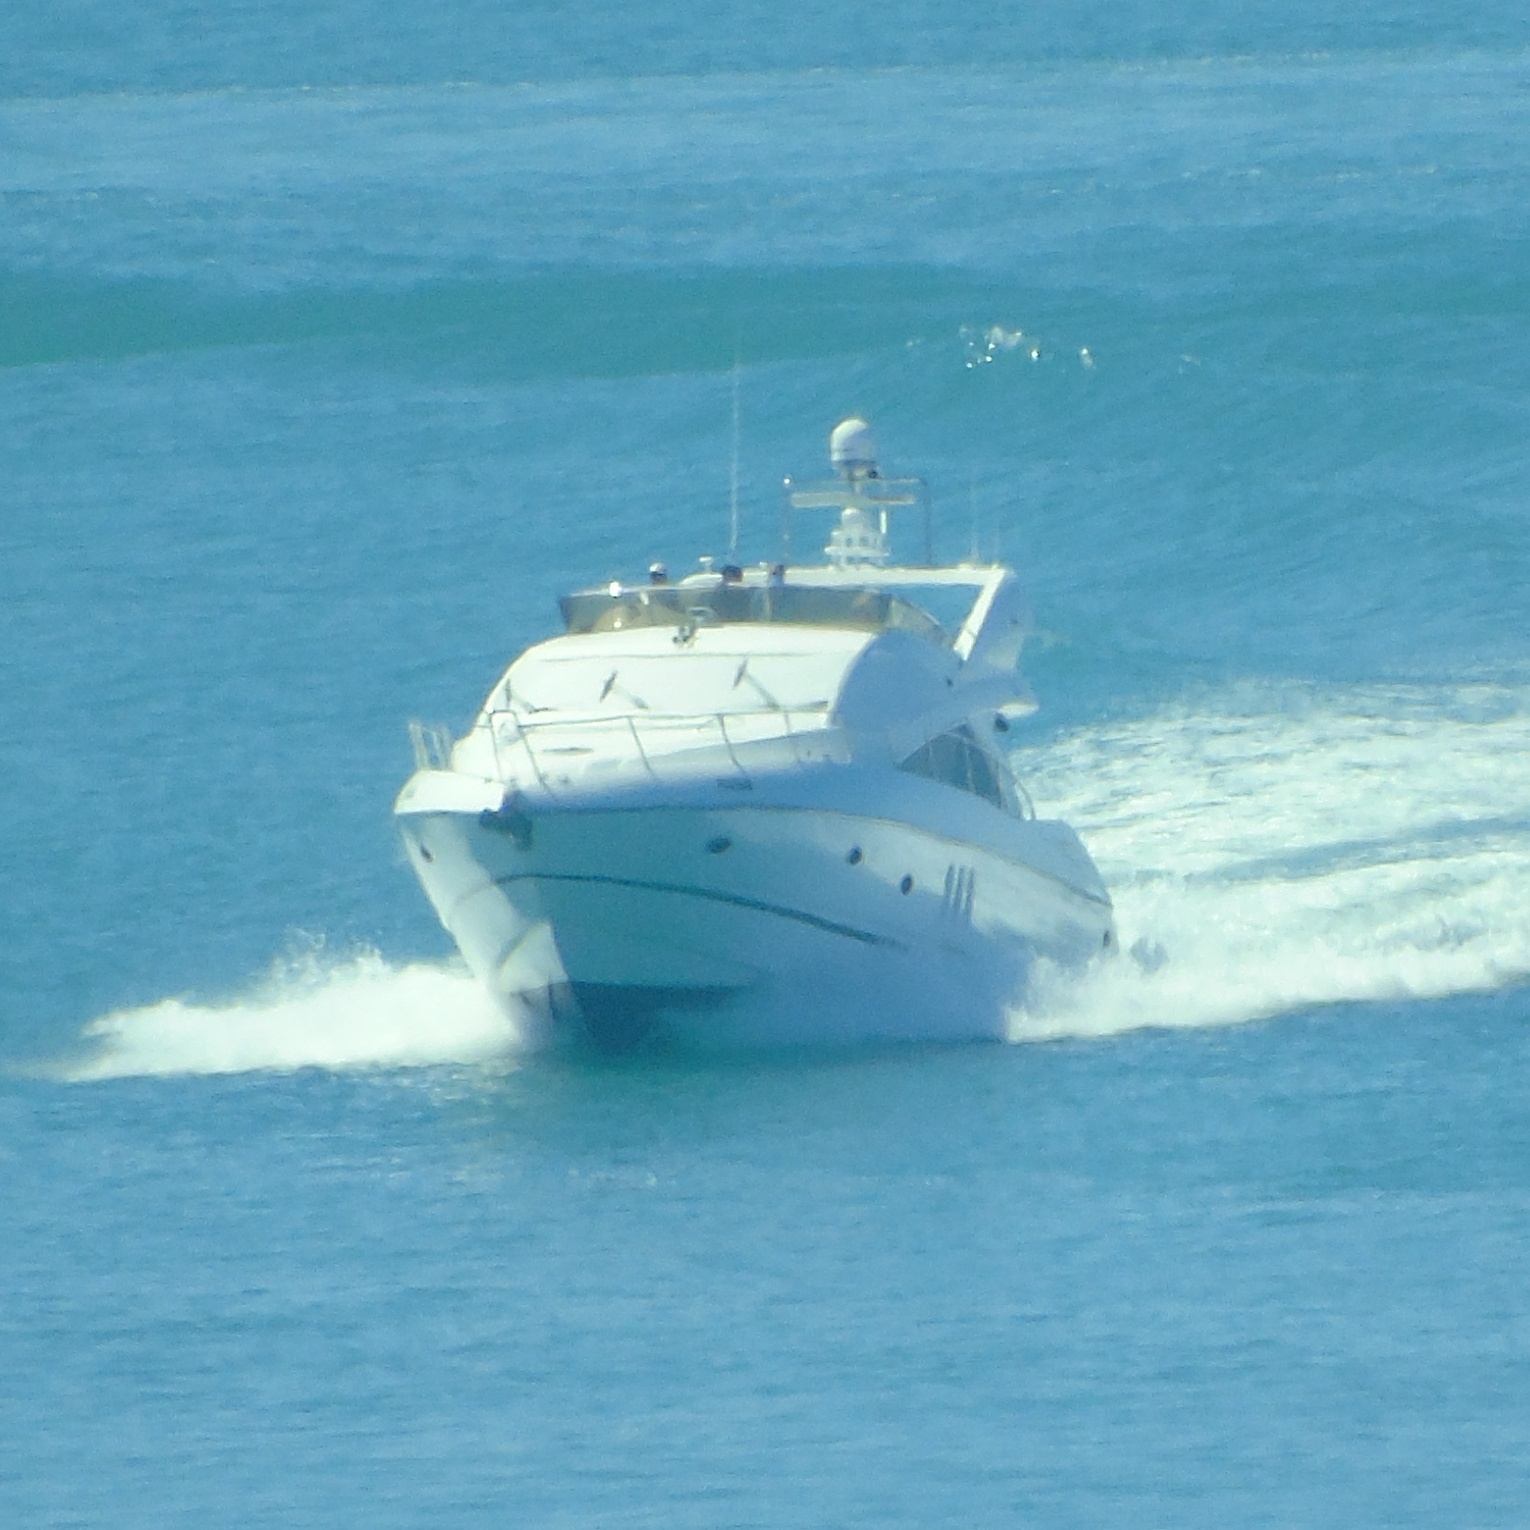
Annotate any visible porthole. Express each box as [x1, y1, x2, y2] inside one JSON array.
[[418, 842, 434, 864], [1103, 929, 1112, 948], [846, 846, 863, 865], [900, 874, 914, 895], [706, 836, 732, 855]]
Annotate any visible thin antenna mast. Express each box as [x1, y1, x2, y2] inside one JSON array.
[[727, 358, 742, 560]]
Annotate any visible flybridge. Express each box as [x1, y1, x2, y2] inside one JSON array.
[[560, 418, 1012, 650], [559, 582, 950, 645]]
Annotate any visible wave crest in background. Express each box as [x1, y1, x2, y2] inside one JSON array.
[[0, 265, 992, 372], [1011, 682, 1530, 1041], [61, 947, 521, 1082]]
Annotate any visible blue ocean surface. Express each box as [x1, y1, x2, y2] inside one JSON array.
[[4, 2, 1530, 1524]]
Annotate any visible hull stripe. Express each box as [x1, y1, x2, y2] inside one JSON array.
[[478, 802, 1112, 910], [491, 872, 903, 949]]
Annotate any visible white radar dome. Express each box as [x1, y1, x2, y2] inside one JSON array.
[[829, 417, 877, 475]]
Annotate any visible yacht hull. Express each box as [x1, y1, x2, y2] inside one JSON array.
[[397, 786, 1113, 1050]]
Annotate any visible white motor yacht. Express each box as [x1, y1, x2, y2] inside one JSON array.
[[394, 419, 1113, 1049]]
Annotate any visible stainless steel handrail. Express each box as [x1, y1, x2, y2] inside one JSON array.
[[625, 714, 658, 781], [407, 720, 454, 771], [483, 705, 832, 791], [714, 713, 749, 782]]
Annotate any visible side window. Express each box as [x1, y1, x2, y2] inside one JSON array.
[[967, 744, 1002, 807], [899, 726, 1006, 810]]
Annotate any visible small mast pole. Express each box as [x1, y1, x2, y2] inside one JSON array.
[[727, 357, 742, 561]]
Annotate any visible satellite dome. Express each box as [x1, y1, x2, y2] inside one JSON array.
[[828, 417, 877, 476]]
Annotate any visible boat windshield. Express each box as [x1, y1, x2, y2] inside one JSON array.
[[559, 584, 951, 645]]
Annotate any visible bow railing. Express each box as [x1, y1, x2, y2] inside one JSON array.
[[476, 705, 839, 792]]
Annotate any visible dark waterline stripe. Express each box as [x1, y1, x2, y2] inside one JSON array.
[[0, 264, 1006, 372], [490, 800, 1115, 911], [492, 871, 902, 949]]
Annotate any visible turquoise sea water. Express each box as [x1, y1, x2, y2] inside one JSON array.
[[5, 4, 1530, 1523]]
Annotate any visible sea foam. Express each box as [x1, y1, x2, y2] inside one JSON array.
[[62, 948, 521, 1081], [1009, 681, 1530, 1040], [60, 683, 1530, 1076]]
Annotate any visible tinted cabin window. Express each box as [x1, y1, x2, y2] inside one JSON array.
[[898, 726, 1006, 809], [560, 585, 948, 645]]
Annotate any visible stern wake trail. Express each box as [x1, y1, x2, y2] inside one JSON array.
[[1010, 682, 1530, 1040]]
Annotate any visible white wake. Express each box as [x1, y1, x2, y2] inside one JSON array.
[[1008, 680, 1530, 1041], [59, 681, 1530, 1077], [63, 948, 522, 1082]]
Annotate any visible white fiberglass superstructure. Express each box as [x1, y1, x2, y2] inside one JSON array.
[[394, 419, 1113, 1049]]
